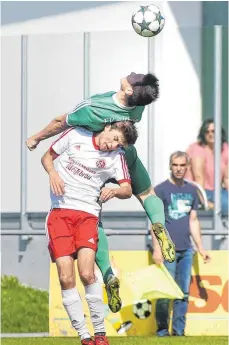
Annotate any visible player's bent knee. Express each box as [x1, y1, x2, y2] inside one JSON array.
[[59, 273, 75, 290], [79, 270, 95, 286]]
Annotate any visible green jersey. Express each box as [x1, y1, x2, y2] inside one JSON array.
[[66, 91, 145, 131], [66, 92, 150, 195]]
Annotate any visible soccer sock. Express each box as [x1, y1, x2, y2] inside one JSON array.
[[96, 226, 114, 285], [85, 280, 106, 335], [62, 288, 91, 340], [143, 195, 165, 225]]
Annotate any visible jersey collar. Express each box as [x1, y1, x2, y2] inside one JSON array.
[[112, 93, 135, 110], [92, 133, 100, 150]]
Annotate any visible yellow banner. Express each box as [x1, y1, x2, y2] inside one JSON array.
[[49, 250, 228, 337]]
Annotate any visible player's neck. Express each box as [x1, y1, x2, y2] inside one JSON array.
[[169, 176, 184, 187], [115, 90, 128, 106]]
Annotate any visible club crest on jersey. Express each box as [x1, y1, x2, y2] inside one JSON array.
[[75, 145, 81, 150], [96, 159, 106, 169]]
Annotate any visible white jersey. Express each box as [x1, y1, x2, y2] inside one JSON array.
[[50, 128, 130, 217]]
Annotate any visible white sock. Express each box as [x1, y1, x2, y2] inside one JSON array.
[[85, 280, 105, 334], [62, 288, 91, 340]]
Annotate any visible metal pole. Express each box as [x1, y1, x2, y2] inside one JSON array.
[[84, 32, 90, 99], [146, 37, 156, 233], [147, 37, 155, 186], [213, 26, 222, 231], [20, 35, 29, 230]]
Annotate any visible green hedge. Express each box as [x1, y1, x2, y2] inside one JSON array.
[[1, 276, 49, 333]]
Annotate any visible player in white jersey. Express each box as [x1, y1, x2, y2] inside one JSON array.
[[41, 121, 137, 345]]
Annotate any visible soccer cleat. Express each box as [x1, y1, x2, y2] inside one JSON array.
[[81, 338, 94, 345], [105, 275, 122, 313], [94, 335, 110, 345], [152, 223, 176, 263]]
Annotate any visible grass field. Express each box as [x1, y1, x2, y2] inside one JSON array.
[[1, 276, 49, 333], [1, 337, 228, 345]]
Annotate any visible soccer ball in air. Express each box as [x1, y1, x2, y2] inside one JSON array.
[[131, 4, 165, 37], [132, 299, 152, 319]]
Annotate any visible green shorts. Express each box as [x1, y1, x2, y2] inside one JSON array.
[[124, 146, 151, 196]]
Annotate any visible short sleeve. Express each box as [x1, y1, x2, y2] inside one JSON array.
[[66, 100, 92, 126], [192, 187, 199, 211], [66, 100, 106, 132], [50, 128, 73, 155], [111, 152, 131, 184], [154, 184, 164, 202], [186, 143, 206, 159]]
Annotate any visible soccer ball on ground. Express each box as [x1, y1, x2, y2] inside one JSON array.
[[132, 299, 152, 319], [131, 4, 165, 37]]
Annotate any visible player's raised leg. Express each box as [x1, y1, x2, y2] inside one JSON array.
[[96, 225, 122, 313], [124, 148, 175, 263]]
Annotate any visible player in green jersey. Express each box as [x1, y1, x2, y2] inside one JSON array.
[[26, 72, 175, 313]]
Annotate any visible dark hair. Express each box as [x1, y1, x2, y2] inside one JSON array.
[[110, 121, 138, 145], [197, 118, 227, 147], [127, 73, 159, 106]]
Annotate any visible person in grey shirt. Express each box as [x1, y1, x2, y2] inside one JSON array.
[[154, 151, 211, 337]]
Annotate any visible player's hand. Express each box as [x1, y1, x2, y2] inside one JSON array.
[[49, 170, 65, 196], [99, 187, 116, 203], [199, 249, 211, 264], [152, 248, 164, 265], [26, 136, 40, 151]]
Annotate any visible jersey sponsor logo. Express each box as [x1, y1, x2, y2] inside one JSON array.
[[88, 238, 95, 244], [96, 159, 106, 169], [66, 157, 96, 175], [104, 116, 131, 123]]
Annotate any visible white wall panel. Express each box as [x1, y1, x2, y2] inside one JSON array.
[[90, 31, 149, 211], [1, 36, 21, 212], [27, 33, 84, 211]]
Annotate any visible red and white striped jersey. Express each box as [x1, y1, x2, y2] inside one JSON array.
[[50, 127, 130, 217]]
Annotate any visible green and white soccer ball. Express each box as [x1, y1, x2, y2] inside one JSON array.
[[131, 4, 165, 37], [132, 299, 152, 319]]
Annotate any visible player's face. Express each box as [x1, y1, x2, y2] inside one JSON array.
[[204, 123, 215, 145], [170, 156, 188, 180], [99, 128, 125, 152], [120, 77, 133, 96]]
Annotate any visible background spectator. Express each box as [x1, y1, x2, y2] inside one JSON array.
[[154, 151, 211, 337], [186, 119, 228, 216]]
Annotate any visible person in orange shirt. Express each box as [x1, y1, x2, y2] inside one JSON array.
[[186, 119, 228, 216]]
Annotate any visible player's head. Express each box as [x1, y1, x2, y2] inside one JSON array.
[[169, 151, 190, 180], [198, 118, 227, 147], [97, 121, 138, 151], [121, 72, 159, 106]]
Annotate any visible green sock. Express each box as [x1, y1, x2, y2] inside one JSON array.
[[143, 195, 165, 225], [96, 225, 114, 284]]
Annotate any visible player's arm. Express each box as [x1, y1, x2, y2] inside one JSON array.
[[100, 182, 132, 202], [27, 114, 69, 151], [41, 148, 65, 196], [26, 100, 105, 151], [189, 210, 211, 263], [41, 130, 71, 195], [100, 152, 132, 202]]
